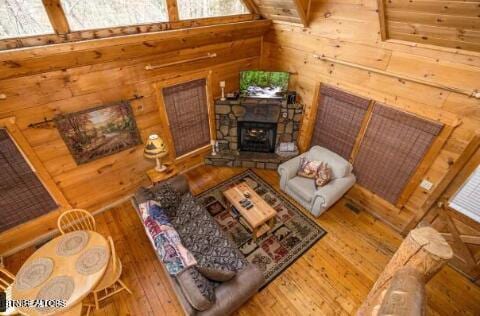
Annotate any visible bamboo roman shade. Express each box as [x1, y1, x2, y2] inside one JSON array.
[[311, 85, 370, 160], [162, 79, 211, 157], [353, 104, 443, 204], [0, 129, 57, 233]]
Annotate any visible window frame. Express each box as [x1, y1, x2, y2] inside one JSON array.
[[154, 70, 216, 161], [0, 0, 255, 51], [0, 0, 56, 40], [0, 117, 71, 218], [176, 0, 250, 21]]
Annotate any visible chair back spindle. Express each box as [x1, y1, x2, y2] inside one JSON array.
[[57, 209, 96, 234], [108, 236, 117, 275], [0, 267, 15, 291]]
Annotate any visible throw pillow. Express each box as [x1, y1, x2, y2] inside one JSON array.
[[176, 267, 216, 311], [151, 182, 182, 217], [315, 162, 332, 188], [298, 157, 322, 179], [172, 194, 248, 282]]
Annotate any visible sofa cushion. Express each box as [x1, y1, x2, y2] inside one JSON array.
[[286, 177, 316, 203], [308, 146, 353, 179], [196, 266, 236, 282], [177, 267, 216, 311], [172, 194, 249, 282]]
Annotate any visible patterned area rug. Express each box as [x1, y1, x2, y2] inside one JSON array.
[[195, 170, 326, 288]]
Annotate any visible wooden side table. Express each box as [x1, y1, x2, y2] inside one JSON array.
[[146, 164, 178, 185]]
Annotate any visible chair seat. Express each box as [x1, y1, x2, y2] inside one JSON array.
[[94, 256, 122, 291], [286, 176, 316, 203]]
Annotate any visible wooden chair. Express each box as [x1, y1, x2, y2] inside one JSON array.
[[0, 267, 19, 315], [91, 237, 132, 310], [57, 209, 96, 234]]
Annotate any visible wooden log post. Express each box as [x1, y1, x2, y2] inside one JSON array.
[[377, 267, 426, 316], [357, 227, 453, 316]]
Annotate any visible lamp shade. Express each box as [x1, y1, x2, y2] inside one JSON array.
[[144, 134, 167, 159]]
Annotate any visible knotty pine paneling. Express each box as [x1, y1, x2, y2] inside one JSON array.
[[0, 24, 266, 254], [262, 0, 480, 234], [384, 0, 480, 52]]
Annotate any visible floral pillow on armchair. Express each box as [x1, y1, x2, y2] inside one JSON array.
[[298, 157, 332, 188], [297, 157, 322, 178]]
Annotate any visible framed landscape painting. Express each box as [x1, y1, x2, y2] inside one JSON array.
[[55, 101, 142, 164]]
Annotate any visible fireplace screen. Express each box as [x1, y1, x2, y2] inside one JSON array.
[[238, 121, 277, 153]]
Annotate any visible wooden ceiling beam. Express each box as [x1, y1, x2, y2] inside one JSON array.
[[42, 0, 70, 34], [377, 0, 388, 41], [242, 0, 260, 14], [166, 0, 179, 22], [292, 0, 311, 27]]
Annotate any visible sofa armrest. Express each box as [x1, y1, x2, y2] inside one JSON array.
[[311, 174, 356, 213], [166, 174, 190, 195], [199, 264, 264, 316], [278, 153, 306, 190]]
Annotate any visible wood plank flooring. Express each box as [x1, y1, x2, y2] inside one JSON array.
[[5, 166, 480, 315]]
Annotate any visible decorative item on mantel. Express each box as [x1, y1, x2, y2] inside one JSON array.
[[211, 139, 218, 156], [219, 81, 226, 101], [144, 134, 168, 172]]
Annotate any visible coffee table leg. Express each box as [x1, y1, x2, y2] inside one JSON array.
[[252, 226, 258, 242], [269, 217, 276, 228]]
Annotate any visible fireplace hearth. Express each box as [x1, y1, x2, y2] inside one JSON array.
[[238, 121, 277, 153]]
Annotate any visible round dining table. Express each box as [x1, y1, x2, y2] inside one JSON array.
[[11, 231, 110, 316]]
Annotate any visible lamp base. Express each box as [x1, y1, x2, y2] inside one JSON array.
[[155, 164, 167, 172], [155, 156, 167, 173]]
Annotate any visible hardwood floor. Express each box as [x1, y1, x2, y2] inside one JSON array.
[[5, 166, 480, 315]]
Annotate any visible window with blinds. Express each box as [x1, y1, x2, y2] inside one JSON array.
[[353, 104, 443, 204], [162, 79, 211, 157], [0, 129, 58, 233], [311, 85, 370, 160], [449, 166, 480, 223]]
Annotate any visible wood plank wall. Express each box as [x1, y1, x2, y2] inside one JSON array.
[[0, 20, 271, 255], [384, 0, 480, 52], [261, 0, 480, 234]]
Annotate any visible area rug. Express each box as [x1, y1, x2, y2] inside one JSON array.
[[195, 169, 326, 288]]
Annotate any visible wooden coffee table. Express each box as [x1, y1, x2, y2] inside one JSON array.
[[223, 182, 277, 241]]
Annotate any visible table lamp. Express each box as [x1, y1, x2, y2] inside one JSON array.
[[144, 134, 168, 172]]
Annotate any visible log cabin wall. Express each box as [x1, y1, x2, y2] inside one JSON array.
[[261, 0, 480, 234], [0, 20, 270, 255]]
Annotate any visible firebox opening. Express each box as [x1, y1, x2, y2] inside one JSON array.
[[238, 121, 277, 153]]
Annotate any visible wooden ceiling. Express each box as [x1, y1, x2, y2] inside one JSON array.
[[246, 0, 312, 26], [379, 0, 480, 52]]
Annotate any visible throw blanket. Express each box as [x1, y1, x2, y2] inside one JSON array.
[[139, 201, 197, 275]]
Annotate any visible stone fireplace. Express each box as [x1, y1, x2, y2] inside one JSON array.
[[205, 97, 303, 170]]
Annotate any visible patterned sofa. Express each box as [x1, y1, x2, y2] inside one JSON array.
[[132, 175, 264, 316]]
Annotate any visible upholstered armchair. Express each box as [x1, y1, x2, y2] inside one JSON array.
[[278, 146, 356, 217]]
